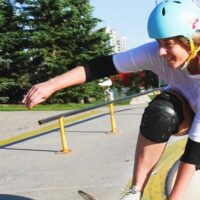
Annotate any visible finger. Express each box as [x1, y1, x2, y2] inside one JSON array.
[[22, 86, 38, 103], [25, 94, 40, 108], [22, 95, 26, 103], [24, 85, 45, 106], [26, 96, 46, 109]]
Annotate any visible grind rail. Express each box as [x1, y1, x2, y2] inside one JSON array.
[[38, 88, 162, 153]]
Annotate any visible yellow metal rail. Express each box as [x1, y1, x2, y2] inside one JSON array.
[[109, 103, 117, 134], [38, 88, 162, 153], [59, 117, 71, 153]]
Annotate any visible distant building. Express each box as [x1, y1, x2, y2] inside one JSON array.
[[105, 27, 127, 53], [100, 27, 129, 99]]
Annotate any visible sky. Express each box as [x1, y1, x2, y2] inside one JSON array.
[[90, 0, 158, 49]]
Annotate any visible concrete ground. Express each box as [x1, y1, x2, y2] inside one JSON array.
[[0, 103, 199, 200]]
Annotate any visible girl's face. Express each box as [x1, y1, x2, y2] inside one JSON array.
[[158, 38, 190, 69]]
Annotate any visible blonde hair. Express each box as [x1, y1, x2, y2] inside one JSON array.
[[175, 31, 200, 68], [177, 30, 200, 54], [192, 30, 200, 49]]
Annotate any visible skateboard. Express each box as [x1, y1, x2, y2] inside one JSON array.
[[78, 190, 97, 200]]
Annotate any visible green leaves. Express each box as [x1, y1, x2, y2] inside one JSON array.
[[0, 0, 112, 104]]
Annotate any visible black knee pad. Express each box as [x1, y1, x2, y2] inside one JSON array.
[[181, 138, 200, 170], [140, 91, 184, 143]]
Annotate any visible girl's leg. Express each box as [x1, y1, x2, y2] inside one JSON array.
[[130, 134, 167, 192], [169, 162, 195, 200], [128, 89, 193, 194], [167, 90, 195, 199]]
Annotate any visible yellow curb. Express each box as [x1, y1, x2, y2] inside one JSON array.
[[143, 138, 187, 200], [122, 138, 187, 200], [0, 110, 99, 147]]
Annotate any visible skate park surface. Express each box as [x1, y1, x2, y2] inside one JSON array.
[[0, 102, 199, 200]]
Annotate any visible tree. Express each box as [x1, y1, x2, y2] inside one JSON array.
[[13, 0, 112, 103], [110, 70, 159, 97], [48, 81, 105, 104], [143, 70, 159, 89], [0, 0, 29, 103]]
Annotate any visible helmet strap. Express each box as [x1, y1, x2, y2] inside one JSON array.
[[182, 38, 200, 70]]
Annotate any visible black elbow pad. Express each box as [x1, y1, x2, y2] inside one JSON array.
[[84, 55, 118, 82]]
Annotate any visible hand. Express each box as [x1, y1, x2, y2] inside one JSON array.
[[22, 81, 55, 109]]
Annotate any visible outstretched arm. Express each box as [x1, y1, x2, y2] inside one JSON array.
[[23, 55, 118, 109], [23, 66, 87, 109]]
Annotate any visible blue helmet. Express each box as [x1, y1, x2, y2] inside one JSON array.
[[148, 0, 200, 39]]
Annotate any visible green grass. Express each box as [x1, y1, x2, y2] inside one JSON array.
[[148, 94, 156, 100], [115, 99, 131, 105], [1, 93, 157, 111], [0, 100, 132, 111], [0, 103, 100, 111]]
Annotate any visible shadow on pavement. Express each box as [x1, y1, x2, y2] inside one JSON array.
[[0, 194, 34, 200], [0, 147, 57, 153]]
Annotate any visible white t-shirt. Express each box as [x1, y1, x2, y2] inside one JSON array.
[[113, 41, 200, 142]]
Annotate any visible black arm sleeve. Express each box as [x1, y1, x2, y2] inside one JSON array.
[[83, 55, 118, 82]]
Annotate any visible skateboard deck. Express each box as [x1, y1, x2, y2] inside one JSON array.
[[78, 190, 97, 200]]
